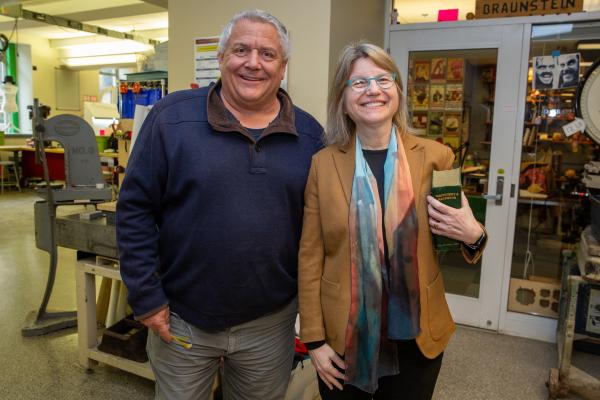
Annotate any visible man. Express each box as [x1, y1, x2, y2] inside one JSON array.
[[117, 9, 323, 400], [533, 56, 555, 90], [557, 53, 579, 89]]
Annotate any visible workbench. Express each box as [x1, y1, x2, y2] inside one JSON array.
[[0, 145, 118, 182]]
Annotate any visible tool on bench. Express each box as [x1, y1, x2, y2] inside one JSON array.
[[21, 99, 112, 336]]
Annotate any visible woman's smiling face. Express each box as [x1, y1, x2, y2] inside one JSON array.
[[343, 57, 399, 133]]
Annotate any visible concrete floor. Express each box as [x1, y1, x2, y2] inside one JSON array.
[[0, 190, 598, 399]]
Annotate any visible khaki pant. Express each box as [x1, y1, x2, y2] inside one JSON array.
[[147, 298, 298, 400]]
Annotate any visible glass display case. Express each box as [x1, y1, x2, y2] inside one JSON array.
[[407, 49, 498, 298]]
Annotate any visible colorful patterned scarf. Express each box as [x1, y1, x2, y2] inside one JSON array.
[[345, 127, 421, 393]]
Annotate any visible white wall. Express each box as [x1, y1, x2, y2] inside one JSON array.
[[168, 0, 332, 124], [329, 0, 386, 82]]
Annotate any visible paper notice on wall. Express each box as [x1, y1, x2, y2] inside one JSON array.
[[562, 118, 586, 137], [194, 37, 220, 88], [586, 288, 600, 334], [130, 104, 152, 153]]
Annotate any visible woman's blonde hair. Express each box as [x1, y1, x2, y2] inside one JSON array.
[[325, 42, 410, 147]]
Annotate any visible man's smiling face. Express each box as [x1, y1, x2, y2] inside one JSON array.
[[218, 19, 287, 111]]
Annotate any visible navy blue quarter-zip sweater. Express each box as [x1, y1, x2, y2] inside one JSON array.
[[116, 83, 323, 330]]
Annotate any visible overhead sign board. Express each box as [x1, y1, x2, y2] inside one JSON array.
[[475, 0, 583, 19]]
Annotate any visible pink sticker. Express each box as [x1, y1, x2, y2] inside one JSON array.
[[438, 9, 459, 21]]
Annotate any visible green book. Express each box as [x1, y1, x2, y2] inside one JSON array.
[[431, 168, 462, 251]]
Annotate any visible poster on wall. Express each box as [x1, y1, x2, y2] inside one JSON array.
[[414, 61, 430, 83], [444, 112, 462, 136], [428, 111, 444, 136], [411, 85, 430, 109], [412, 111, 428, 135], [447, 58, 465, 82], [445, 84, 464, 109], [430, 85, 445, 109], [532, 53, 580, 90], [194, 36, 221, 88], [430, 58, 447, 81]]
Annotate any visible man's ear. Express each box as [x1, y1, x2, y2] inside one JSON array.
[[280, 62, 288, 81]]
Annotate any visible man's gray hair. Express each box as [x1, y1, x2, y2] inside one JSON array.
[[217, 9, 290, 61]]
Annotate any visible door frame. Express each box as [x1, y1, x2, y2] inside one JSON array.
[[387, 11, 600, 342], [390, 22, 526, 332]]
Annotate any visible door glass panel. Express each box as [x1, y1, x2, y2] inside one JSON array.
[[508, 21, 600, 318], [408, 49, 498, 297]]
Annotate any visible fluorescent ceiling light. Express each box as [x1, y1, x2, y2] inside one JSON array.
[[577, 43, 600, 50], [62, 53, 137, 67], [51, 37, 153, 58], [531, 24, 573, 38]]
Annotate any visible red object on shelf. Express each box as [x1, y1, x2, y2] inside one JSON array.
[[99, 129, 105, 136], [21, 151, 66, 181], [438, 9, 459, 21], [132, 82, 142, 94]]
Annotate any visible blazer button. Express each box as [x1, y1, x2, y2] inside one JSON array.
[[403, 255, 412, 263]]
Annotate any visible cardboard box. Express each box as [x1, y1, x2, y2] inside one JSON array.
[[508, 276, 560, 318]]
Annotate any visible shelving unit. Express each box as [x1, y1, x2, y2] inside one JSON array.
[[75, 257, 154, 380], [119, 70, 168, 119]]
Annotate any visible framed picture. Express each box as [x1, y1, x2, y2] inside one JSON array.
[[444, 112, 462, 136], [431, 58, 447, 81], [445, 84, 463, 109], [428, 111, 444, 136], [415, 60, 430, 83], [411, 111, 428, 135], [430, 84, 445, 109], [411, 85, 429, 109], [447, 58, 465, 82]]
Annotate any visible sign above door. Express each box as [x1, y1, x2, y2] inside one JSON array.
[[475, 0, 583, 19]]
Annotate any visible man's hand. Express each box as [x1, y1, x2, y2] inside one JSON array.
[[309, 343, 346, 390], [142, 307, 172, 343]]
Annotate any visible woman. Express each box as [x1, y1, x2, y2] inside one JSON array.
[[298, 42, 487, 399]]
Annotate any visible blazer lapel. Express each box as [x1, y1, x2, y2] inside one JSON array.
[[401, 132, 424, 201], [332, 140, 355, 205]]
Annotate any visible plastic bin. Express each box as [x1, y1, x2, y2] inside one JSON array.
[[96, 136, 108, 152]]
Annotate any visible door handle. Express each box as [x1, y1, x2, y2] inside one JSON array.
[[482, 176, 503, 205]]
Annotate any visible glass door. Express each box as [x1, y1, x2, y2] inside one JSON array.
[[502, 20, 600, 338], [390, 23, 526, 329]]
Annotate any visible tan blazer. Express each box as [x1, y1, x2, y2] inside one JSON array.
[[298, 131, 485, 359]]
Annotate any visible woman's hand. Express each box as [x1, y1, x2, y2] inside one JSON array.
[[427, 191, 483, 244], [309, 343, 346, 390]]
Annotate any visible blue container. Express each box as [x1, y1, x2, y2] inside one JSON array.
[[148, 87, 162, 105], [120, 90, 135, 118], [134, 89, 150, 106]]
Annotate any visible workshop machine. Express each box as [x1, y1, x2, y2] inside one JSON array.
[[21, 99, 112, 336]]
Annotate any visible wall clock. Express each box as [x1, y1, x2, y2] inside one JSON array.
[[576, 59, 600, 144]]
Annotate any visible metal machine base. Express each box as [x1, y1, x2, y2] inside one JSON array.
[[21, 310, 77, 337]]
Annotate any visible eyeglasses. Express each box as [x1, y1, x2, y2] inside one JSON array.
[[346, 73, 397, 92]]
